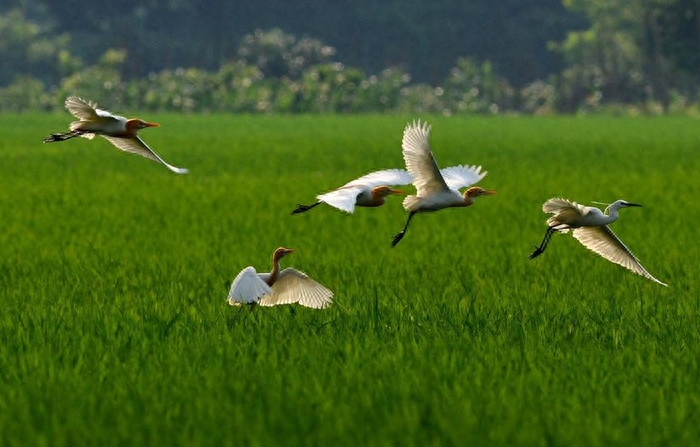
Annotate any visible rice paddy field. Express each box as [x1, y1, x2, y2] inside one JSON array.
[[0, 112, 699, 446]]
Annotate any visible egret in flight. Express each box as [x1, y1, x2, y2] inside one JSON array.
[[391, 120, 495, 247], [528, 198, 667, 286], [227, 247, 333, 308], [292, 169, 411, 214], [43, 96, 188, 174]]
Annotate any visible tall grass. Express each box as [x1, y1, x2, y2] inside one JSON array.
[[0, 113, 698, 446]]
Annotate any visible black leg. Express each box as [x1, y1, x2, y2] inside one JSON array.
[[43, 129, 83, 143], [528, 227, 556, 259], [391, 211, 416, 247], [292, 201, 321, 215]]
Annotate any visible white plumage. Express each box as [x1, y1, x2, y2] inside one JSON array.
[[227, 247, 333, 309], [530, 198, 667, 286], [392, 120, 494, 246], [44, 96, 188, 174], [293, 169, 412, 214]]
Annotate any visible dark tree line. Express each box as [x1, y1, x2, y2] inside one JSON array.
[[3, 0, 700, 113], [3, 0, 583, 86]]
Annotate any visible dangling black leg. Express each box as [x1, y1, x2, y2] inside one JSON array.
[[292, 201, 322, 215], [528, 227, 556, 259], [43, 129, 84, 143], [391, 211, 416, 247]]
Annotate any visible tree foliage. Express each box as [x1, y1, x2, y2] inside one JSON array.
[[2, 0, 700, 114]]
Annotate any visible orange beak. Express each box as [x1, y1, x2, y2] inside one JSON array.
[[481, 189, 497, 196], [144, 121, 160, 128], [390, 188, 405, 195]]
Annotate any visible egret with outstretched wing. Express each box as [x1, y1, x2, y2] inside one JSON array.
[[391, 120, 495, 246], [529, 198, 667, 286], [227, 247, 333, 309], [292, 169, 411, 214], [43, 96, 188, 174]]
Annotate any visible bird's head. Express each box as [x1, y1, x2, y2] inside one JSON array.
[[372, 185, 405, 199], [273, 247, 296, 261], [126, 119, 160, 131], [464, 186, 496, 200], [606, 200, 642, 213]]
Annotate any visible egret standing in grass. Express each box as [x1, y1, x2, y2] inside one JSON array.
[[391, 120, 495, 247], [529, 198, 667, 286], [227, 247, 333, 308], [43, 96, 188, 174], [292, 169, 411, 214]]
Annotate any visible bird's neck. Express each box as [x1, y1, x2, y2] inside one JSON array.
[[461, 194, 476, 207], [604, 206, 621, 224], [368, 189, 387, 207], [268, 253, 283, 286]]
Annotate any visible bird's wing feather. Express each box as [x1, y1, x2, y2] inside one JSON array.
[[227, 266, 273, 305], [342, 169, 414, 189], [401, 120, 449, 196], [101, 135, 189, 174], [258, 268, 333, 309], [543, 198, 587, 215], [65, 96, 100, 120], [440, 165, 487, 190], [572, 226, 667, 286], [543, 198, 587, 229], [317, 186, 363, 213], [317, 169, 413, 213]]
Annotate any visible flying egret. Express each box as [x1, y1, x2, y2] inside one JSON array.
[[227, 247, 333, 308], [528, 198, 667, 286], [292, 169, 412, 214], [391, 120, 495, 247], [43, 96, 188, 174]]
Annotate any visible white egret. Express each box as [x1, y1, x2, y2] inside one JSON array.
[[227, 247, 333, 308], [43, 96, 188, 174], [529, 198, 667, 286], [292, 169, 412, 214], [391, 120, 495, 247]]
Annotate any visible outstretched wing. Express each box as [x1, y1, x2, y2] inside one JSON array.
[[318, 169, 413, 213], [65, 96, 101, 121], [401, 120, 449, 197], [572, 226, 667, 286], [227, 266, 273, 305], [101, 135, 189, 174], [543, 198, 588, 230], [66, 96, 125, 138], [317, 187, 364, 213], [342, 169, 413, 189], [258, 268, 333, 309], [440, 165, 487, 191]]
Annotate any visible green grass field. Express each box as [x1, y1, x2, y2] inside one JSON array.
[[1, 113, 698, 446]]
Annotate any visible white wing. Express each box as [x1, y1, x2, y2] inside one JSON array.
[[317, 169, 413, 213], [227, 266, 273, 305], [401, 120, 449, 197], [440, 165, 487, 191], [317, 186, 363, 213], [65, 96, 127, 139], [101, 135, 189, 174], [542, 197, 587, 215], [342, 169, 414, 189], [543, 198, 588, 230], [572, 226, 667, 286], [258, 268, 333, 309], [65, 96, 101, 120]]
